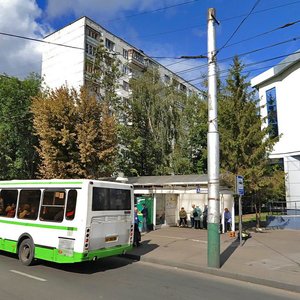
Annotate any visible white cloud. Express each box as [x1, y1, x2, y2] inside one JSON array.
[[0, 0, 52, 78]]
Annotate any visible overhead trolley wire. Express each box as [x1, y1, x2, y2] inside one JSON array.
[[186, 49, 300, 83], [223, 18, 300, 49], [176, 34, 300, 75], [137, 0, 300, 40], [102, 0, 201, 23], [217, 0, 261, 55], [0, 31, 84, 50]]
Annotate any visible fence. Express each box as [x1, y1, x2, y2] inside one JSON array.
[[266, 200, 300, 230]]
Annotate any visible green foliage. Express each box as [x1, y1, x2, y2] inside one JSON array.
[[218, 56, 285, 224], [31, 87, 117, 179], [183, 94, 208, 173], [86, 41, 121, 111], [0, 74, 41, 179], [117, 69, 205, 176]]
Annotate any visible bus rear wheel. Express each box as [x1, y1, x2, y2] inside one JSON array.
[[18, 238, 35, 266]]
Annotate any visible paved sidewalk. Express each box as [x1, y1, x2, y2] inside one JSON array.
[[124, 227, 300, 293]]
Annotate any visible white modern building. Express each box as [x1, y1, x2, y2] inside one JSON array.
[[251, 50, 300, 212], [41, 16, 201, 99]]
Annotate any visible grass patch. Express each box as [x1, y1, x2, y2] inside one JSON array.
[[235, 213, 268, 229]]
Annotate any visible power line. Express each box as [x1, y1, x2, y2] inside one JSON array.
[[4, 27, 297, 79], [0, 32, 84, 50], [186, 49, 300, 84], [134, 0, 300, 40], [223, 18, 300, 49], [221, 0, 300, 23], [176, 34, 300, 75], [217, 0, 261, 55], [139, 24, 199, 39], [162, 17, 300, 69], [102, 0, 201, 23]]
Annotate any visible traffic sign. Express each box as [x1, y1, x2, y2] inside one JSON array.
[[236, 175, 244, 195]]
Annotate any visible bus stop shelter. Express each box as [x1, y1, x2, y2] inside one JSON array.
[[127, 175, 234, 231]]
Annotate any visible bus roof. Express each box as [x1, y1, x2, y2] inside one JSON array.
[[0, 179, 133, 189]]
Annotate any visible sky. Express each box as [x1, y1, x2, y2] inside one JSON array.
[[1, 0, 300, 88]]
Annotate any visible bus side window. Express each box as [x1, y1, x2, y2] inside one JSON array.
[[66, 190, 77, 220], [40, 190, 66, 222], [1, 190, 18, 218], [18, 190, 41, 220]]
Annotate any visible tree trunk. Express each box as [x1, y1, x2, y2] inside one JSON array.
[[255, 195, 261, 228]]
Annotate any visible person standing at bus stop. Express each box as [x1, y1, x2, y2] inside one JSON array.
[[133, 207, 141, 247], [141, 203, 148, 232]]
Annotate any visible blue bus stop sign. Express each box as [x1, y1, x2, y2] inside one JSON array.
[[236, 175, 244, 195]]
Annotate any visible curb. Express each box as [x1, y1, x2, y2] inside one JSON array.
[[123, 253, 300, 294]]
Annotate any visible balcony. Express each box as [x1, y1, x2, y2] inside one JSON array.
[[128, 49, 145, 70]]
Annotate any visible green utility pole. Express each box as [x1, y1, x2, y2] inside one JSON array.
[[207, 8, 220, 268]]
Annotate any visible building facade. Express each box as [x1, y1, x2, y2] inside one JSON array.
[[251, 51, 300, 212], [41, 16, 201, 98]]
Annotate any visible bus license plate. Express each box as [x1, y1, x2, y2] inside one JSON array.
[[105, 236, 118, 242]]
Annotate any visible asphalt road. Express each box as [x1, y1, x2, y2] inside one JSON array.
[[0, 251, 299, 300]]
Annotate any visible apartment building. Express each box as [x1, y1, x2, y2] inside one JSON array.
[[251, 51, 300, 211], [41, 16, 201, 99]]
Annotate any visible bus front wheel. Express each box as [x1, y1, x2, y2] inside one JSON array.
[[18, 238, 35, 266]]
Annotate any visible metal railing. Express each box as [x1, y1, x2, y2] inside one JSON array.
[[266, 200, 300, 215]]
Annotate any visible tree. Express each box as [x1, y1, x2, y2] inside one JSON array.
[[31, 87, 117, 178], [182, 93, 208, 174], [86, 41, 121, 112], [117, 68, 202, 176], [0, 74, 41, 179], [218, 56, 285, 227]]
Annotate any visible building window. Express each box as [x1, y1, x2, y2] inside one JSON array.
[[105, 38, 115, 52], [266, 87, 279, 137], [132, 50, 144, 64], [123, 81, 129, 91], [122, 65, 130, 75], [86, 26, 101, 41], [164, 74, 170, 84], [173, 79, 179, 90], [85, 60, 94, 73], [180, 83, 187, 93], [85, 43, 96, 56], [123, 49, 128, 59]]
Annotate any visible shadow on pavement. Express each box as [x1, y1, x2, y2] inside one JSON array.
[[124, 240, 159, 260], [34, 255, 136, 274], [220, 239, 240, 267], [32, 241, 158, 274]]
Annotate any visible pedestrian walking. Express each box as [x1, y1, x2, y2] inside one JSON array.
[[179, 207, 187, 227]]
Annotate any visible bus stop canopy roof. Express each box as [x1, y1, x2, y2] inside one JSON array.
[[127, 175, 208, 186]]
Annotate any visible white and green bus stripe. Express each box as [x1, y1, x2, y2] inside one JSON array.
[[0, 237, 132, 263]]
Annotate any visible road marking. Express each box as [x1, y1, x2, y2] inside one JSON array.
[[191, 239, 207, 244], [10, 270, 47, 282]]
